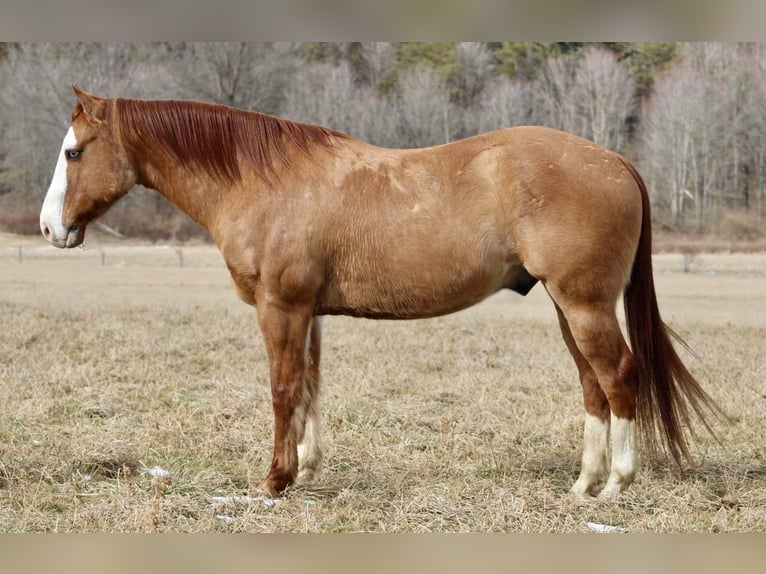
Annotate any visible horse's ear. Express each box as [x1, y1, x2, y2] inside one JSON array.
[[72, 84, 106, 122]]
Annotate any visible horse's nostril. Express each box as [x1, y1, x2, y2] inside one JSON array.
[[42, 223, 51, 239]]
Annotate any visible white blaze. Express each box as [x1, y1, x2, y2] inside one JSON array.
[[40, 127, 77, 244]]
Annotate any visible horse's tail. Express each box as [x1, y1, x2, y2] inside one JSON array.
[[619, 157, 724, 465]]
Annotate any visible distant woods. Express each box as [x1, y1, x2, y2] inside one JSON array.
[[1, 42, 764, 241]]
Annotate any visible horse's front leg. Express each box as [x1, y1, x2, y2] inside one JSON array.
[[297, 316, 323, 483], [256, 300, 314, 497]]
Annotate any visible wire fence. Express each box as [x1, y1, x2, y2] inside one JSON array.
[[651, 252, 766, 277], [2, 242, 766, 276], [2, 242, 227, 269]]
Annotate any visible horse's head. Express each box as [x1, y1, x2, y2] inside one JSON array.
[[40, 85, 136, 248]]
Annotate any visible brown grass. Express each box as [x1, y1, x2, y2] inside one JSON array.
[[1, 234, 765, 532]]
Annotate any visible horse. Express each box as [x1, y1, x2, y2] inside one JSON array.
[[40, 85, 722, 498]]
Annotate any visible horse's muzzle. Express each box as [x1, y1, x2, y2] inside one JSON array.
[[41, 221, 83, 249]]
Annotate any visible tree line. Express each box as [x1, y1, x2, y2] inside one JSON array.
[[0, 42, 763, 241]]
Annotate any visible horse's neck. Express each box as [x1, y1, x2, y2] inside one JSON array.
[[134, 154, 226, 232]]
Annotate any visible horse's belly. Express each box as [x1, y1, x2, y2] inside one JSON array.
[[317, 259, 524, 320]]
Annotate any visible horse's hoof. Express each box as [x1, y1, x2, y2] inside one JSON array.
[[253, 478, 288, 498]]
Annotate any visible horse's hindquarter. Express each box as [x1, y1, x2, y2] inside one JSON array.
[[498, 127, 644, 297]]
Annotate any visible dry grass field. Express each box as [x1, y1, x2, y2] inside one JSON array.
[[0, 232, 764, 532]]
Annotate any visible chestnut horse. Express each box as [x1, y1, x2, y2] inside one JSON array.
[[40, 86, 721, 498]]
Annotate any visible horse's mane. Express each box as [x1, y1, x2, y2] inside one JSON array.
[[115, 98, 345, 183]]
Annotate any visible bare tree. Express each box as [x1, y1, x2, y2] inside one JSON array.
[[531, 48, 635, 151], [533, 53, 579, 134], [475, 77, 534, 133], [356, 42, 398, 91], [281, 62, 356, 131], [347, 85, 401, 147], [741, 45, 766, 217], [572, 47, 635, 151], [395, 65, 457, 147], [167, 42, 297, 114], [682, 42, 742, 79], [641, 53, 736, 229], [281, 61, 401, 147], [451, 42, 494, 109], [642, 64, 704, 224]]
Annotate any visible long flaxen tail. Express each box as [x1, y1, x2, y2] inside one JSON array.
[[619, 157, 725, 465]]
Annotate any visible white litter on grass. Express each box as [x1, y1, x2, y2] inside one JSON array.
[[582, 521, 628, 533], [215, 514, 234, 523], [211, 495, 281, 508], [31, 440, 43, 447], [144, 465, 171, 479]]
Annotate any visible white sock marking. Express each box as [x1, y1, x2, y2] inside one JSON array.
[[609, 414, 637, 481], [599, 414, 638, 497], [297, 411, 321, 479], [572, 413, 609, 495]]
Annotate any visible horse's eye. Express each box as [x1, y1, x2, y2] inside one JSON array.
[[66, 149, 82, 160]]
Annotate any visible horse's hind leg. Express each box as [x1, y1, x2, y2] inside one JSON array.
[[297, 317, 323, 482], [555, 304, 610, 496], [550, 288, 639, 497]]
